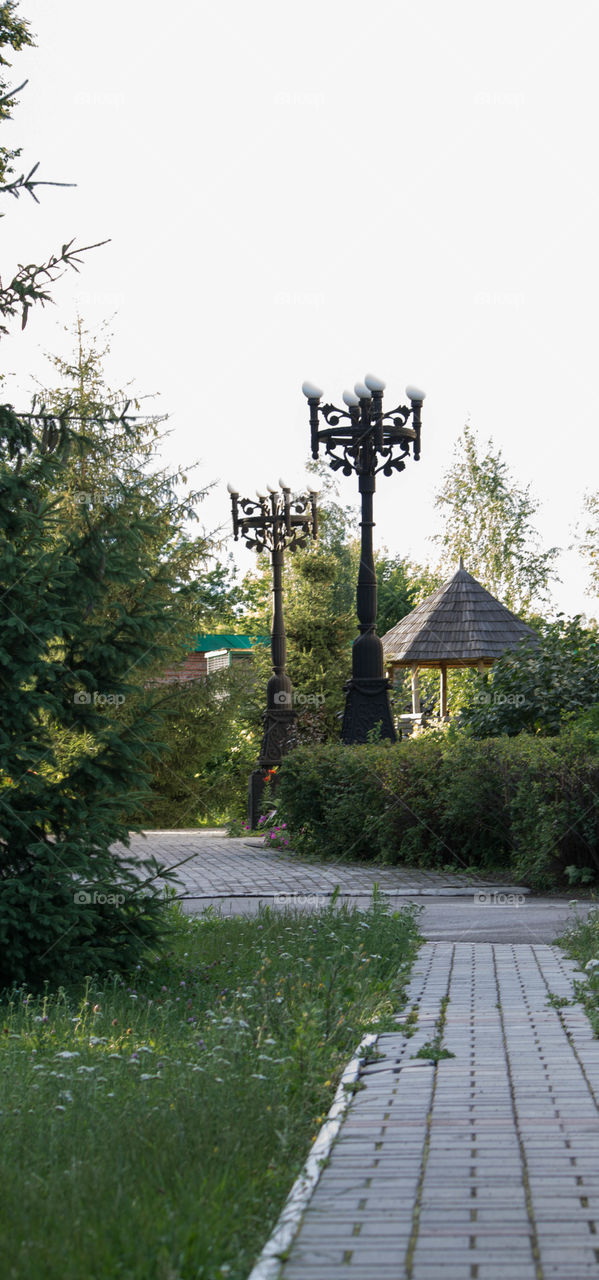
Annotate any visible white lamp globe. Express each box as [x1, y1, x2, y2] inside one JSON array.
[[364, 373, 386, 392]]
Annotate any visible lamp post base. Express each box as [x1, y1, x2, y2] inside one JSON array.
[[341, 677, 397, 745], [248, 769, 269, 832], [247, 707, 297, 829]]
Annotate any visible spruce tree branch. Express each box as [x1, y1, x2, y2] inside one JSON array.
[[0, 238, 110, 336], [0, 160, 76, 203]]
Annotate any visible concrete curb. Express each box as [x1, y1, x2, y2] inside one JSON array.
[[176, 886, 531, 901], [246, 1032, 378, 1280]]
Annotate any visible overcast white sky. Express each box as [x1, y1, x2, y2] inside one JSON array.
[[3, 0, 599, 619]]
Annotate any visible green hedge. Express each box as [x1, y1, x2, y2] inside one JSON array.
[[275, 730, 599, 889]]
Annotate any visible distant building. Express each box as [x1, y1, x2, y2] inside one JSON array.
[[158, 634, 270, 685]]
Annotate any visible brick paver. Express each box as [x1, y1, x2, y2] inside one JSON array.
[[278, 943, 599, 1279], [117, 831, 523, 902]]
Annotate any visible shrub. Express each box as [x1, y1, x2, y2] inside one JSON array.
[[275, 733, 599, 888], [458, 617, 599, 737]]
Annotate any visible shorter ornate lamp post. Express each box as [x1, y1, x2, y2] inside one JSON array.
[[228, 480, 318, 827], [302, 374, 425, 745]]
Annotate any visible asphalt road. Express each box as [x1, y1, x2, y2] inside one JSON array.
[[180, 891, 596, 944], [414, 893, 593, 943]]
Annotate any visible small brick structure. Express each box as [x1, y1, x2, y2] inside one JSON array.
[[157, 633, 269, 685]]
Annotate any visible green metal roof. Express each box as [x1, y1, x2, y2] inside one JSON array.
[[194, 634, 270, 653]]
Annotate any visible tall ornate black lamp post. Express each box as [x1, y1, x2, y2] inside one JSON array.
[[228, 480, 318, 827], [302, 374, 425, 745]]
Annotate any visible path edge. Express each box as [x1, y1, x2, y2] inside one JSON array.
[[246, 1030, 378, 1280]]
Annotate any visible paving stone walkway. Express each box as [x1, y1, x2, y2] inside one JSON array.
[[119, 831, 524, 902], [279, 942, 599, 1280]]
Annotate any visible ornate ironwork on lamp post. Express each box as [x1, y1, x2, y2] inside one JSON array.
[[228, 480, 318, 827], [302, 374, 425, 745]]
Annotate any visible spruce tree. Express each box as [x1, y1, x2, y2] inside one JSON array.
[[0, 323, 211, 988]]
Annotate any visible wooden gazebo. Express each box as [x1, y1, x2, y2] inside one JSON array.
[[381, 559, 537, 719]]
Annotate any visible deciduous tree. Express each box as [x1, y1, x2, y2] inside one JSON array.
[[432, 425, 559, 614]]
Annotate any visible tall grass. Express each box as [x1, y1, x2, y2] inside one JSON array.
[[0, 894, 421, 1279], [557, 904, 599, 1034]]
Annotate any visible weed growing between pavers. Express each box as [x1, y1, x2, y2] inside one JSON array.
[[0, 895, 421, 1280], [411, 993, 456, 1062]]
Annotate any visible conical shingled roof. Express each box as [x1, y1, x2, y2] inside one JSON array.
[[381, 564, 537, 666]]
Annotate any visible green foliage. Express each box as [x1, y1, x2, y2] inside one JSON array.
[[275, 733, 599, 889], [0, 2, 34, 188], [458, 616, 599, 737], [283, 544, 354, 736], [0, 422, 170, 988], [0, 328, 215, 987], [194, 557, 246, 630], [140, 666, 259, 828], [0, 7, 104, 335], [376, 554, 417, 636], [557, 908, 599, 1038], [433, 424, 559, 612], [580, 490, 599, 596], [0, 898, 421, 1279]]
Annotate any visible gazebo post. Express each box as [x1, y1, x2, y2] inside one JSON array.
[[440, 662, 448, 720], [410, 663, 420, 715]]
